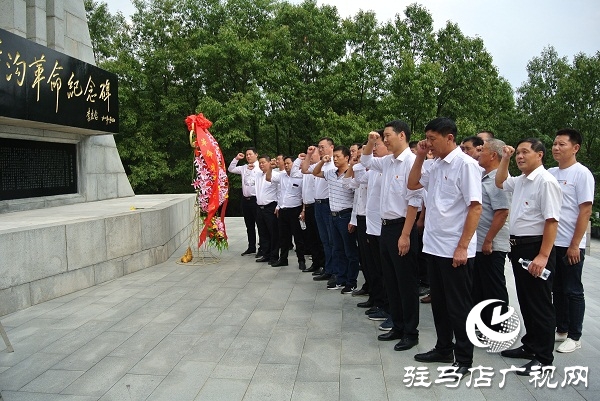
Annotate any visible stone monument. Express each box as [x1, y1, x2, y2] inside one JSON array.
[[0, 0, 194, 316]]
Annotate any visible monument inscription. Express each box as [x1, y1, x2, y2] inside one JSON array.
[[0, 138, 77, 200]]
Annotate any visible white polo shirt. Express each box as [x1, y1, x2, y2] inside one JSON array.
[[419, 147, 482, 258], [549, 162, 594, 248], [503, 165, 562, 236], [361, 148, 424, 220], [228, 159, 259, 197], [343, 163, 367, 221]]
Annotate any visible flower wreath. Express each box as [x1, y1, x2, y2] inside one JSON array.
[[185, 113, 229, 251]]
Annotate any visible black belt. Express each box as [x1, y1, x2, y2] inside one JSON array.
[[381, 217, 406, 226], [331, 208, 352, 216], [258, 201, 277, 209], [509, 235, 543, 246], [356, 215, 366, 220], [279, 205, 302, 211], [304, 203, 314, 208], [243, 196, 256, 200], [315, 198, 329, 204]]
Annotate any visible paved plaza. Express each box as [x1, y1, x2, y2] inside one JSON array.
[[0, 216, 598, 400]]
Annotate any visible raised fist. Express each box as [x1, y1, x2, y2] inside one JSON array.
[[502, 145, 515, 159], [307, 146, 316, 155], [322, 154, 331, 163], [235, 153, 245, 160], [368, 131, 380, 142]]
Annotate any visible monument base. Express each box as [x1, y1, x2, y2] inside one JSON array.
[[0, 194, 195, 316]]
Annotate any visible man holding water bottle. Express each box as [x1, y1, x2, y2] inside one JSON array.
[[495, 138, 562, 375]]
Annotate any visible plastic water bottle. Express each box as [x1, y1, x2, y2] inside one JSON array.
[[299, 219, 307, 230], [518, 258, 550, 280]]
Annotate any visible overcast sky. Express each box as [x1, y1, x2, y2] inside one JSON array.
[[102, 0, 600, 89]]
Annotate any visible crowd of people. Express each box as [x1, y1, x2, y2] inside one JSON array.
[[227, 117, 594, 382]]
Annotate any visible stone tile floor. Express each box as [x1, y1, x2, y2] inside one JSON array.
[[0, 217, 598, 400]]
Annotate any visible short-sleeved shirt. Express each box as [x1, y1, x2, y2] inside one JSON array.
[[228, 159, 259, 197], [502, 165, 562, 236], [323, 168, 355, 212], [308, 161, 335, 200], [292, 158, 316, 204], [254, 170, 280, 206], [272, 172, 303, 209], [477, 169, 510, 252], [361, 149, 424, 220], [549, 162, 595, 248], [419, 147, 482, 258]]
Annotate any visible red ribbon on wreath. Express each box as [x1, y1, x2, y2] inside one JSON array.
[[185, 113, 229, 247]]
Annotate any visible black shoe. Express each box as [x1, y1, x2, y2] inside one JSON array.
[[394, 337, 419, 351], [312, 268, 323, 276], [255, 252, 264, 258], [365, 306, 380, 315], [351, 288, 368, 297], [452, 362, 472, 381], [500, 346, 535, 360], [340, 285, 356, 294], [378, 329, 403, 341], [271, 260, 288, 267], [302, 264, 321, 273], [313, 273, 332, 281], [357, 300, 374, 308], [414, 348, 454, 363], [256, 257, 269, 263], [515, 359, 545, 376], [298, 261, 306, 270], [241, 249, 256, 256]]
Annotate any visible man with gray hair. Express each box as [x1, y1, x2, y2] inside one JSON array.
[[473, 139, 511, 333]]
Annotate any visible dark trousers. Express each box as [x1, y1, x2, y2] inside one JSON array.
[[473, 251, 509, 331], [427, 254, 474, 366], [314, 201, 334, 275], [553, 246, 585, 341], [509, 242, 555, 365], [303, 204, 325, 267], [367, 233, 387, 309], [417, 230, 429, 288], [380, 222, 419, 339], [330, 210, 359, 286], [241, 195, 259, 252], [278, 206, 306, 263], [356, 216, 370, 291], [256, 202, 279, 263]]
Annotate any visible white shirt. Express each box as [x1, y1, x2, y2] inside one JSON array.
[[419, 147, 482, 258], [477, 169, 510, 252], [549, 162, 594, 248], [503, 165, 562, 236], [228, 159, 259, 197], [365, 169, 383, 236], [293, 158, 316, 204], [361, 148, 424, 220], [272, 172, 303, 209], [343, 163, 368, 223], [323, 168, 355, 212], [254, 170, 280, 206], [308, 161, 335, 200]]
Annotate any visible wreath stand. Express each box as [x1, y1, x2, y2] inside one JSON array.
[[0, 320, 13, 353], [177, 204, 221, 266]]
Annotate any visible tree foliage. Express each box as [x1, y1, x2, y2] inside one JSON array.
[[85, 0, 598, 215]]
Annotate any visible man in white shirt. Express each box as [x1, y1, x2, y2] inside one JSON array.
[[474, 139, 510, 332], [301, 138, 336, 283], [549, 128, 594, 353], [363, 121, 425, 351], [268, 156, 306, 269], [253, 155, 281, 265], [293, 150, 325, 273], [228, 148, 261, 256], [408, 117, 482, 380], [495, 138, 562, 375]]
